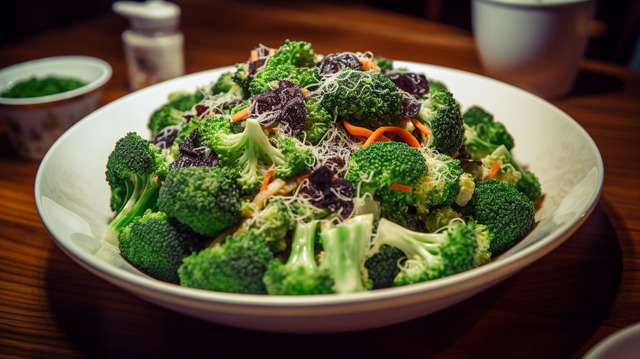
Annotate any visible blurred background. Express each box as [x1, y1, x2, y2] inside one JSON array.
[[1, 0, 638, 68]]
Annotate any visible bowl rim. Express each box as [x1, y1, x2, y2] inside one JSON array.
[[34, 62, 604, 313], [0, 55, 112, 106]]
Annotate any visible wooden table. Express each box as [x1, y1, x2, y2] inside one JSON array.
[[1, 1, 639, 357]]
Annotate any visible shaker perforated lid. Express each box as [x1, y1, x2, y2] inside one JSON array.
[[113, 0, 181, 32]]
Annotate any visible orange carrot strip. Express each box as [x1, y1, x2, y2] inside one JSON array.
[[410, 118, 432, 136], [390, 183, 413, 193], [343, 119, 390, 142], [486, 161, 501, 179], [232, 106, 251, 122], [302, 88, 309, 96], [360, 59, 381, 71], [295, 172, 311, 184], [363, 126, 421, 148], [250, 50, 259, 61], [261, 166, 276, 192], [264, 127, 279, 133]]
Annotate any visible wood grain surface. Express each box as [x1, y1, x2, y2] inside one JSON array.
[[1, 1, 639, 358]]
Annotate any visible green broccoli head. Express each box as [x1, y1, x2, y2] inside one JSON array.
[[238, 197, 296, 253], [373, 218, 481, 286], [232, 62, 252, 98], [413, 152, 464, 213], [345, 141, 428, 196], [148, 90, 205, 136], [372, 57, 393, 72], [203, 117, 311, 194], [148, 105, 187, 137], [157, 165, 243, 238], [263, 220, 335, 295], [319, 68, 404, 129], [364, 244, 405, 289], [118, 210, 211, 284], [300, 98, 332, 144], [416, 86, 465, 156], [482, 145, 541, 201], [422, 206, 462, 233], [461, 179, 535, 256], [249, 40, 320, 95], [273, 133, 314, 180], [179, 230, 274, 294], [211, 71, 236, 95], [105, 132, 168, 236], [463, 106, 514, 151]]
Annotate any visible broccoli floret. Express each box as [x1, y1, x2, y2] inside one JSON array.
[[416, 86, 465, 156], [413, 151, 464, 214], [463, 106, 514, 152], [371, 218, 481, 286], [105, 132, 169, 242], [300, 98, 332, 144], [273, 133, 314, 180], [157, 166, 243, 238], [319, 68, 404, 130], [179, 230, 274, 294], [481, 145, 541, 201], [211, 71, 236, 95], [249, 40, 320, 95], [237, 197, 296, 253], [204, 117, 312, 194], [372, 57, 393, 72], [263, 220, 334, 295], [118, 210, 211, 283], [148, 90, 205, 136], [345, 141, 428, 199], [231, 62, 252, 98], [364, 244, 405, 289], [422, 206, 462, 232], [148, 105, 187, 137], [318, 214, 375, 293], [461, 179, 535, 256]]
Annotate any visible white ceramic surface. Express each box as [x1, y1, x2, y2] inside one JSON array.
[[35, 62, 604, 333], [583, 323, 640, 359], [471, 0, 596, 98], [0, 56, 112, 160]]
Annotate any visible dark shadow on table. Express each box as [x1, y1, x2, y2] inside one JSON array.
[[45, 204, 621, 359], [571, 68, 626, 97]]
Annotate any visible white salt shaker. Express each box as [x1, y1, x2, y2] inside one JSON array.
[[113, 0, 185, 91]]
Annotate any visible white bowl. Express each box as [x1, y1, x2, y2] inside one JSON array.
[[0, 56, 112, 160], [583, 323, 640, 359], [34, 62, 603, 333]]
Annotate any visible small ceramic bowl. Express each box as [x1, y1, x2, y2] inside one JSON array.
[[0, 56, 112, 160]]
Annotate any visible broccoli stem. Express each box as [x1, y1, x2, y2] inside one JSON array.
[[320, 214, 374, 294], [287, 220, 319, 271], [107, 174, 160, 234]]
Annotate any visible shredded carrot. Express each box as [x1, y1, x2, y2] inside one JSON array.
[[360, 59, 381, 72], [452, 151, 459, 159], [232, 106, 251, 122], [261, 166, 276, 192], [264, 127, 279, 133], [390, 183, 413, 193], [250, 50, 259, 61], [410, 118, 432, 136], [363, 126, 421, 148], [486, 161, 501, 179], [295, 172, 311, 184], [302, 88, 309, 96], [343, 119, 390, 142]]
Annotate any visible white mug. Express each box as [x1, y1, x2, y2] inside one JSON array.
[[472, 0, 597, 98]]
